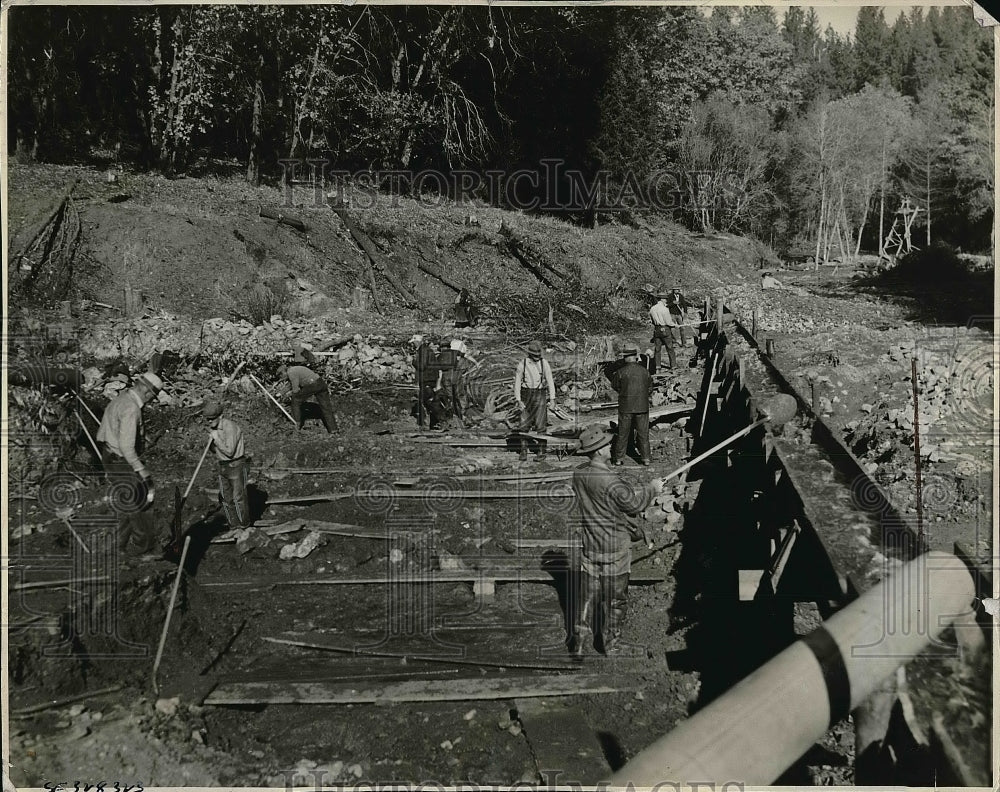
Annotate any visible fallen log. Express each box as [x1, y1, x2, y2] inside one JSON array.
[[259, 206, 307, 232], [329, 200, 419, 307], [417, 259, 463, 292]]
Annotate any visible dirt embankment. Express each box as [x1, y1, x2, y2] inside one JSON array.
[[7, 162, 761, 325]]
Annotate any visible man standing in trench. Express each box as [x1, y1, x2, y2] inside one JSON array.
[[202, 399, 251, 529], [610, 346, 653, 466], [649, 293, 678, 373], [570, 426, 663, 658], [278, 361, 338, 433], [97, 371, 164, 554], [513, 340, 556, 461]]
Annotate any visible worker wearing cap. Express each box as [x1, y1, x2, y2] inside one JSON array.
[[96, 371, 163, 553], [649, 294, 677, 373], [202, 400, 250, 528], [570, 426, 663, 658], [277, 362, 338, 433], [513, 340, 556, 461], [610, 346, 653, 466], [666, 287, 691, 346], [448, 337, 478, 427]]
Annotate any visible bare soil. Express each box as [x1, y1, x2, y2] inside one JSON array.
[[5, 164, 992, 788]]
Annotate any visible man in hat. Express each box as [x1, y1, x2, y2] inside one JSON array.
[[96, 371, 164, 553], [666, 287, 691, 346], [277, 362, 338, 433], [202, 400, 251, 528], [447, 336, 479, 427], [513, 340, 556, 461], [610, 346, 653, 466], [649, 293, 678, 373], [570, 426, 663, 657]]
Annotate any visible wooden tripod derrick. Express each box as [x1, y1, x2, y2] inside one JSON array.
[[880, 197, 922, 262]]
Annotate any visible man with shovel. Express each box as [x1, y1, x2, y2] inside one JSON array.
[[202, 400, 251, 529], [570, 426, 663, 658]]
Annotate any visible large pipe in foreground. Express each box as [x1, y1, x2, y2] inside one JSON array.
[[607, 551, 976, 787]]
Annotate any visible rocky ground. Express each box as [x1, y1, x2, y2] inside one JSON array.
[[5, 164, 993, 788]]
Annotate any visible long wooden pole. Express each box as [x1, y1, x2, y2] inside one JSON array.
[[222, 359, 247, 394], [76, 412, 102, 460], [185, 439, 214, 499], [152, 534, 191, 694], [249, 373, 296, 425]]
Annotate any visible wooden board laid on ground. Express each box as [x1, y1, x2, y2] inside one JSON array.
[[203, 673, 633, 706], [264, 633, 581, 672], [516, 697, 612, 784]]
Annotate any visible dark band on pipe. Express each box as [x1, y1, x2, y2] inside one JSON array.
[[801, 626, 851, 726]]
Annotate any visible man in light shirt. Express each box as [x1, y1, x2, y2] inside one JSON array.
[[96, 371, 163, 554], [513, 340, 556, 461], [277, 362, 338, 433], [202, 399, 251, 528], [448, 337, 479, 426], [649, 293, 678, 373]]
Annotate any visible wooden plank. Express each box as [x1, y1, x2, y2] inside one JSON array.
[[265, 634, 580, 672], [266, 519, 427, 539], [517, 698, 611, 783], [204, 674, 631, 706], [201, 569, 668, 589]]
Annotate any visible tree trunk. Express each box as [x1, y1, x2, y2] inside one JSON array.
[[247, 57, 263, 185], [814, 171, 826, 269], [925, 153, 932, 246], [289, 26, 324, 160], [878, 140, 886, 258]]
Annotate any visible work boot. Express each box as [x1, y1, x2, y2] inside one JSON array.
[[569, 627, 592, 661]]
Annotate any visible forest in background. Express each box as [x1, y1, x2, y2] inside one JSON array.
[[5, 5, 994, 253]]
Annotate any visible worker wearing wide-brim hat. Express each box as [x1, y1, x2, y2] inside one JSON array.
[[570, 425, 663, 658], [666, 287, 691, 346], [609, 345, 653, 466], [96, 371, 164, 555], [513, 340, 556, 461]]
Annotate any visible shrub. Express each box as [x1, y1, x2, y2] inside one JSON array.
[[231, 283, 291, 326], [882, 242, 972, 285]]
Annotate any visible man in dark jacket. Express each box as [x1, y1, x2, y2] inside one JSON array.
[[610, 346, 653, 466], [570, 426, 662, 657]]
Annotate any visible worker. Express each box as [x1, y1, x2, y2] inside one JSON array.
[[667, 287, 691, 346], [570, 426, 663, 658], [447, 336, 478, 427], [610, 346, 653, 466], [277, 362, 338, 433], [454, 288, 479, 328], [291, 343, 318, 365], [96, 371, 164, 554], [649, 293, 678, 373], [513, 340, 556, 461], [411, 334, 445, 429], [201, 400, 251, 528]]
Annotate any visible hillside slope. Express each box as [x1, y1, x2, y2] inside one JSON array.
[[7, 163, 761, 326]]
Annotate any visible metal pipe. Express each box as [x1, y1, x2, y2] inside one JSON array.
[[606, 550, 975, 786]]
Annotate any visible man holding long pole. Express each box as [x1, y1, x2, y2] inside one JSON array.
[[570, 426, 663, 658], [202, 399, 252, 529]]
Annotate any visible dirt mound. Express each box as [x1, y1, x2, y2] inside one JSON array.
[[8, 163, 761, 325]]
